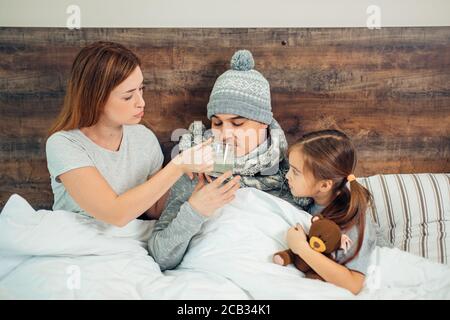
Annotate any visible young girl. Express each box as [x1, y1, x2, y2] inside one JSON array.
[[275, 129, 377, 295]]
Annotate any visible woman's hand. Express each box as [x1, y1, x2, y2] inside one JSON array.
[[172, 138, 214, 176], [188, 171, 241, 217], [287, 223, 309, 254]]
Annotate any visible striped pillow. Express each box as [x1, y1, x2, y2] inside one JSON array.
[[358, 173, 450, 264]]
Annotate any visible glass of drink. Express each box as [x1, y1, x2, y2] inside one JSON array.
[[212, 141, 235, 174]]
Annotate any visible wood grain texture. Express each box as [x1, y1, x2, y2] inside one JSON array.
[[1, 27, 449, 210]]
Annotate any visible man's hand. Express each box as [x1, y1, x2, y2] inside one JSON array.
[[188, 171, 240, 217], [186, 172, 213, 183]]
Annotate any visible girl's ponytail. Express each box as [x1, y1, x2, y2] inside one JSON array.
[[341, 178, 373, 264], [320, 176, 372, 264]]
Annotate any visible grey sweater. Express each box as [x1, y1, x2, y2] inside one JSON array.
[[148, 173, 309, 271]]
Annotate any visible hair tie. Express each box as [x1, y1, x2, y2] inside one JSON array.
[[347, 174, 356, 182]]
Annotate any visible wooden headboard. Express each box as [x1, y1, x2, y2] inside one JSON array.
[[1, 27, 449, 210]]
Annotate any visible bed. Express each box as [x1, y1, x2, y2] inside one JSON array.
[[1, 173, 449, 299]]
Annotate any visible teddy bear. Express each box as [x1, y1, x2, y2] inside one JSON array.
[[273, 214, 352, 281]]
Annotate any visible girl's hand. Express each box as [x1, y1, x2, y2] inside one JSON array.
[[172, 138, 214, 176], [287, 223, 309, 254], [188, 171, 241, 217]]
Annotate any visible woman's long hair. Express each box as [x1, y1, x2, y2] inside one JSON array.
[[48, 41, 141, 136], [289, 130, 373, 264]]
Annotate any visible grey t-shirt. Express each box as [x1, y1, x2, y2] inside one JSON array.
[[308, 203, 377, 276], [45, 124, 164, 218]]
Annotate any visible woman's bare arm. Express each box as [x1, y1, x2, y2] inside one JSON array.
[[59, 139, 213, 226], [59, 161, 183, 227], [143, 185, 170, 220]]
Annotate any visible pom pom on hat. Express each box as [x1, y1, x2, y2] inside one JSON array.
[[230, 49, 255, 71]]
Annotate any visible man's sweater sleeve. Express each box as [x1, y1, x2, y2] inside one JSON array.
[[148, 176, 208, 271]]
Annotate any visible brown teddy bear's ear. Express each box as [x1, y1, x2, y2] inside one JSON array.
[[311, 214, 324, 223]]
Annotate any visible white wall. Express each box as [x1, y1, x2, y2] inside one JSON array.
[[0, 0, 449, 28]]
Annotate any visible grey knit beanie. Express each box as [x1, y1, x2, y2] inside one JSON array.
[[207, 50, 273, 125]]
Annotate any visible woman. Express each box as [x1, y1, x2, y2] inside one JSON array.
[[46, 41, 238, 227]]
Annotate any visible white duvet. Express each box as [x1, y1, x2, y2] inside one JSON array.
[[1, 188, 449, 299]]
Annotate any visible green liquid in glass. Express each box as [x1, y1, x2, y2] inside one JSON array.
[[214, 163, 234, 173]]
